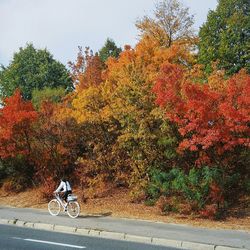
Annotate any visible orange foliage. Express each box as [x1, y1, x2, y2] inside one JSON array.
[[105, 37, 196, 89], [32, 101, 82, 182], [69, 47, 103, 91]]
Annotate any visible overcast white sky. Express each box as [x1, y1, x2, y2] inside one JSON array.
[[0, 0, 218, 66]]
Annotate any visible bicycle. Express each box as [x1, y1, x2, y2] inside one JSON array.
[[48, 192, 80, 218]]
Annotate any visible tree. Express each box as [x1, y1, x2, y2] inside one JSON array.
[[69, 47, 103, 90], [136, 0, 195, 47], [153, 64, 250, 167], [0, 44, 73, 100], [153, 65, 250, 214], [99, 38, 122, 63], [98, 37, 196, 197], [198, 0, 250, 75], [32, 101, 83, 182], [0, 90, 37, 159], [0, 90, 38, 190]]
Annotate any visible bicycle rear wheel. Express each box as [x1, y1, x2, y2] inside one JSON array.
[[48, 199, 61, 216], [67, 201, 80, 218]]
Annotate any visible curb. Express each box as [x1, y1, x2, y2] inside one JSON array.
[[0, 218, 247, 250]]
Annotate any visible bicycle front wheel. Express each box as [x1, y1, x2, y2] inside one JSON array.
[[67, 201, 80, 218], [48, 199, 61, 216]]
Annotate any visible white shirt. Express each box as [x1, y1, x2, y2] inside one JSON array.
[[55, 180, 72, 193]]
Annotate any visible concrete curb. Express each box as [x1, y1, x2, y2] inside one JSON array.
[[0, 218, 247, 250]]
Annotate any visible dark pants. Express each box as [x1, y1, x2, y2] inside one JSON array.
[[62, 190, 72, 202]]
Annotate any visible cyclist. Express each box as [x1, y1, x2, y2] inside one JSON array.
[[54, 178, 72, 204]]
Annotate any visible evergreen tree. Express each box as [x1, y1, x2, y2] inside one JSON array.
[[99, 38, 122, 63]]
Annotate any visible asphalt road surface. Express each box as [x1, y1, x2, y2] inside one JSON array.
[[1, 206, 249, 249], [0, 224, 182, 250]]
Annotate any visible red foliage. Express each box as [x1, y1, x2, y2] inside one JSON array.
[[153, 65, 250, 165], [153, 63, 184, 110], [209, 183, 224, 204], [200, 204, 217, 219], [200, 183, 224, 219], [0, 90, 37, 158]]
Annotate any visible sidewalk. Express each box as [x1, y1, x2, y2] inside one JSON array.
[[0, 206, 249, 250]]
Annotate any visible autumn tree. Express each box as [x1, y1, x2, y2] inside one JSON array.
[[69, 47, 103, 90], [152, 64, 250, 215], [0, 90, 37, 158], [0, 90, 37, 190], [98, 37, 196, 197], [198, 0, 250, 75], [136, 0, 195, 47], [32, 101, 83, 183], [153, 64, 250, 168], [0, 44, 73, 100]]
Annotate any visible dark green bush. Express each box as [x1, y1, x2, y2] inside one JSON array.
[[146, 166, 243, 216]]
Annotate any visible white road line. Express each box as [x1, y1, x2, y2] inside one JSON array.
[[12, 237, 86, 249]]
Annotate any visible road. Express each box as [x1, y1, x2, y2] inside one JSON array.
[[0, 206, 249, 249], [0, 224, 179, 250]]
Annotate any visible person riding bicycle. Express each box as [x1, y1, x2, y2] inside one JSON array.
[[54, 178, 72, 203], [49, 178, 79, 218]]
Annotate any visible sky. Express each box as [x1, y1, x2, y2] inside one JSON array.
[[0, 0, 218, 67]]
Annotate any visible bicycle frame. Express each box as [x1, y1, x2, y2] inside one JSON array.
[[54, 193, 67, 209]]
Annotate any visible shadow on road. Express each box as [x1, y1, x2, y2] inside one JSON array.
[[78, 212, 112, 218]]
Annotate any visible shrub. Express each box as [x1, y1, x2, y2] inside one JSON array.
[[156, 196, 179, 214], [147, 166, 242, 218], [2, 176, 31, 193]]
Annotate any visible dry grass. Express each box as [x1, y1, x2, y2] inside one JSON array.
[[0, 187, 249, 231]]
